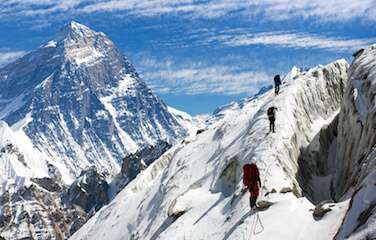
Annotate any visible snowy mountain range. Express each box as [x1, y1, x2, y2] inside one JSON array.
[[0, 21, 375, 240], [0, 22, 199, 239], [71, 44, 376, 240]]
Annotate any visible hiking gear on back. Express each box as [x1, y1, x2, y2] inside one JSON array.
[[274, 75, 281, 85], [267, 108, 273, 117], [274, 75, 282, 94], [243, 164, 252, 187], [267, 107, 277, 132], [243, 163, 261, 198], [267, 107, 276, 119]]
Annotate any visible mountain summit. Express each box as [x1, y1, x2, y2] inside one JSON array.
[[53, 21, 98, 41]]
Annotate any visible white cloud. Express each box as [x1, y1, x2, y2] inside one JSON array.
[[0, 51, 27, 67], [208, 31, 376, 52], [79, 0, 376, 23], [0, 0, 82, 17], [138, 58, 270, 95], [1, 0, 375, 23]]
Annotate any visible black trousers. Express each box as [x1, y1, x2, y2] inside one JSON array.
[[275, 84, 280, 94], [269, 119, 275, 133], [250, 196, 257, 208]]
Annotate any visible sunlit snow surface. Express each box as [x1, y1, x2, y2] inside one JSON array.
[[71, 60, 351, 240]]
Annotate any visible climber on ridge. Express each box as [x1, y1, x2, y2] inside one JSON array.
[[243, 163, 261, 210], [274, 74, 282, 95], [267, 106, 277, 133]]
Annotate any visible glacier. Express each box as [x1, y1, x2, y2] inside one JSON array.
[[71, 56, 370, 240]]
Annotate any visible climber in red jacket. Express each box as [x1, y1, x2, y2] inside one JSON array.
[[243, 163, 261, 209]]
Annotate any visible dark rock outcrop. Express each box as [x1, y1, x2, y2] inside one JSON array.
[[312, 201, 334, 220], [64, 167, 109, 212], [257, 200, 274, 211], [121, 140, 172, 179], [0, 184, 88, 240], [31, 177, 62, 192]]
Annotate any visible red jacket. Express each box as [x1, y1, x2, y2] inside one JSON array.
[[243, 163, 261, 197]]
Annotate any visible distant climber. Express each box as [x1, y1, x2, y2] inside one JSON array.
[[274, 74, 282, 95], [243, 163, 261, 209], [267, 107, 277, 133]]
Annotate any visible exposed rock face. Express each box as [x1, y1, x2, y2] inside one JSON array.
[[31, 177, 62, 192], [0, 184, 87, 240], [121, 140, 172, 179], [64, 167, 109, 212], [111, 141, 172, 195], [0, 166, 111, 240], [312, 201, 334, 220]]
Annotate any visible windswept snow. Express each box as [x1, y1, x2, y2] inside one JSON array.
[[44, 40, 57, 48], [0, 121, 49, 192], [0, 93, 27, 119], [71, 59, 350, 240], [100, 95, 139, 153], [66, 46, 104, 66]]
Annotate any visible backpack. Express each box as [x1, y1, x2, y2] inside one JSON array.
[[274, 75, 281, 85], [267, 107, 274, 117], [243, 163, 259, 187]]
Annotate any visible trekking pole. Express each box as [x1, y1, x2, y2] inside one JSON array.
[[253, 212, 264, 234]]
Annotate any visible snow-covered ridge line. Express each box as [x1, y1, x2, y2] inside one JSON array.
[[71, 59, 349, 240]]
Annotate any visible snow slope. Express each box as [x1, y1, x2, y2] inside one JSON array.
[[71, 59, 350, 240], [0, 121, 49, 192]]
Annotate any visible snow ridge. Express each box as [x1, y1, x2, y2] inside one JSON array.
[[71, 59, 350, 240]]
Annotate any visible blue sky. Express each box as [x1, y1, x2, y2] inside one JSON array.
[[0, 1, 375, 115]]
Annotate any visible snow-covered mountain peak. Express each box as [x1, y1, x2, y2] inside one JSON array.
[[0, 22, 198, 239], [46, 21, 119, 69], [284, 65, 301, 81], [0, 21, 193, 185], [52, 21, 102, 44]]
